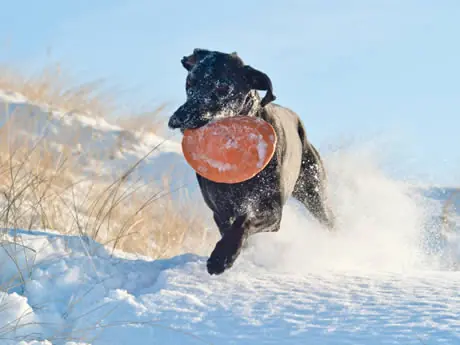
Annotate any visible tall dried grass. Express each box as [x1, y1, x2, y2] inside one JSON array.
[[0, 119, 212, 259], [0, 63, 213, 260]]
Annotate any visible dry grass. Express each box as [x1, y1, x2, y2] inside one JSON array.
[[0, 120, 211, 260], [0, 62, 213, 260]]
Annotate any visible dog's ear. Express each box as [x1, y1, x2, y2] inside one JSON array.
[[244, 65, 276, 106], [181, 48, 212, 71]]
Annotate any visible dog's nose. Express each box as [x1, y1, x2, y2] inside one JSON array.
[[169, 103, 194, 129], [168, 114, 182, 129], [168, 107, 188, 129]]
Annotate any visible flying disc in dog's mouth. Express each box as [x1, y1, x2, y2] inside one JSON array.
[[181, 117, 277, 184]]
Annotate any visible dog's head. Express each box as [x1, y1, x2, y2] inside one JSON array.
[[168, 49, 276, 131]]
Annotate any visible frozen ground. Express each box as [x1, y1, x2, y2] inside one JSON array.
[[0, 91, 459, 344]]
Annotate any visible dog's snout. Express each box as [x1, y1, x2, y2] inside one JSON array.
[[168, 106, 189, 129], [168, 114, 182, 129], [169, 100, 208, 130]]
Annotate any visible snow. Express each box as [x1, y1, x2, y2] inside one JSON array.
[[1, 210, 460, 345], [0, 91, 459, 344], [193, 154, 235, 172], [248, 132, 269, 169]]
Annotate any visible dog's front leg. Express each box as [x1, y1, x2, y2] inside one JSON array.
[[207, 215, 248, 275], [207, 207, 282, 275]]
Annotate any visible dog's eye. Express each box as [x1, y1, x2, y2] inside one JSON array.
[[216, 84, 230, 95]]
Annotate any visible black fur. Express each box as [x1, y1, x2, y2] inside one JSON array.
[[169, 49, 335, 275]]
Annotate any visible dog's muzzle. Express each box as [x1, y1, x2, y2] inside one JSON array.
[[169, 102, 211, 131], [168, 103, 191, 129], [168, 114, 183, 129]]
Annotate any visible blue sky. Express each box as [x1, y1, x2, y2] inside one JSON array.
[[1, 0, 459, 186]]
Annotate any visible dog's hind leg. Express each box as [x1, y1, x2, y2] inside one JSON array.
[[292, 137, 335, 230]]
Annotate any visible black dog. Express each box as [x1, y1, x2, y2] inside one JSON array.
[[169, 49, 335, 275]]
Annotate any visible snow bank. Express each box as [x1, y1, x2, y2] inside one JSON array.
[[1, 221, 459, 345]]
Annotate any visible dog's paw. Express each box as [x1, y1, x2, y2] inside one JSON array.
[[206, 235, 243, 275], [206, 254, 230, 275]]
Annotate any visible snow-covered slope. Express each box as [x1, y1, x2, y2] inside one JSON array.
[[0, 91, 459, 344], [2, 199, 460, 345]]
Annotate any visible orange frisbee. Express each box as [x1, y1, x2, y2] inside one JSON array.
[[182, 117, 277, 184]]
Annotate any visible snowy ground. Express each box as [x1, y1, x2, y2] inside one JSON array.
[[2, 203, 460, 345], [0, 91, 459, 344], [3, 173, 460, 345]]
